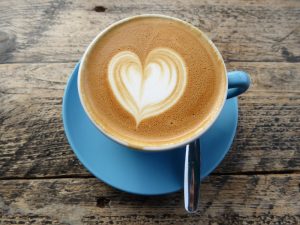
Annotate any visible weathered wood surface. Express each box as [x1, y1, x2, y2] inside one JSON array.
[[0, 62, 299, 178], [0, 175, 299, 225], [0, 0, 299, 63], [1, 0, 300, 224]]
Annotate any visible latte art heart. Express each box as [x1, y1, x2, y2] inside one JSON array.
[[108, 48, 187, 125]]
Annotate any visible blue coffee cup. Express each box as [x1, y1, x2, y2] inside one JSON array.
[[78, 15, 250, 151]]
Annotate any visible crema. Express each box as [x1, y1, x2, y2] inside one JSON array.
[[79, 16, 226, 148]]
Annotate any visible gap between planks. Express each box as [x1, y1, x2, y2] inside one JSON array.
[[0, 170, 299, 181]]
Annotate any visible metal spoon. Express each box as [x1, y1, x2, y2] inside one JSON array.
[[184, 139, 201, 212]]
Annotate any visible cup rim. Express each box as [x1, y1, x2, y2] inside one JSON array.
[[78, 14, 228, 151]]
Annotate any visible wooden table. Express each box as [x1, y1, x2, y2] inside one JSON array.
[[0, 0, 299, 224]]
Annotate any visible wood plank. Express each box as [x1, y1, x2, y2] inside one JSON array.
[[0, 0, 299, 63], [0, 62, 299, 178], [0, 175, 299, 224], [216, 62, 300, 173]]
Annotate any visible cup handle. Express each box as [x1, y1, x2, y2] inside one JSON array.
[[227, 71, 251, 99]]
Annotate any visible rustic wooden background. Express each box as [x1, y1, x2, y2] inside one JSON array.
[[0, 0, 299, 224]]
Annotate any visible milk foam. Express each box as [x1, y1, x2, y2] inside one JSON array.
[[108, 48, 187, 125]]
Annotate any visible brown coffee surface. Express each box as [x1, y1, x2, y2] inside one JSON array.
[[79, 16, 226, 148]]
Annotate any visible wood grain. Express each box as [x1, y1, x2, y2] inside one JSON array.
[[0, 62, 299, 178], [0, 175, 299, 225], [0, 0, 299, 63]]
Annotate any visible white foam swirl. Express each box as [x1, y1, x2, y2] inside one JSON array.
[[108, 48, 187, 125]]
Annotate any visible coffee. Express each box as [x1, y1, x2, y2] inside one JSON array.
[[79, 15, 227, 149]]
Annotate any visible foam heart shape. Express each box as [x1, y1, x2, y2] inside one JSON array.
[[108, 48, 187, 125]]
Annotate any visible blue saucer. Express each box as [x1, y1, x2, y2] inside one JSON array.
[[62, 64, 238, 195]]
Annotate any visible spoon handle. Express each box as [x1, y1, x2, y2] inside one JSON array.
[[184, 139, 201, 213]]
